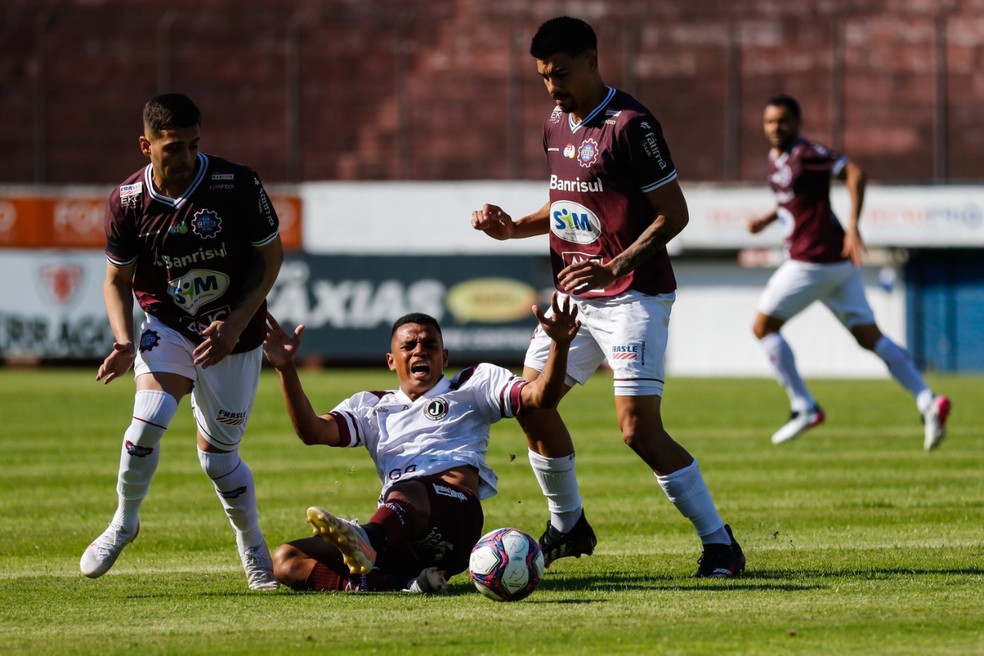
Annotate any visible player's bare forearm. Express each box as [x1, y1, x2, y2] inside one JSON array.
[[748, 210, 778, 234], [194, 236, 284, 366], [98, 263, 137, 383], [842, 160, 867, 230], [608, 212, 687, 278], [471, 202, 550, 240], [606, 182, 688, 278], [521, 294, 579, 409], [226, 237, 285, 338], [275, 364, 342, 447]]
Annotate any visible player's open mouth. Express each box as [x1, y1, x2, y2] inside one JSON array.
[[411, 363, 430, 375]]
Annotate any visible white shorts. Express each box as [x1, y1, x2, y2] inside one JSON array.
[[524, 290, 673, 397], [757, 259, 875, 329], [133, 314, 262, 450]]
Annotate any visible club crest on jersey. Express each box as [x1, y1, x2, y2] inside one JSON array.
[[577, 139, 600, 168], [192, 209, 222, 239], [423, 398, 449, 421], [139, 329, 161, 353]]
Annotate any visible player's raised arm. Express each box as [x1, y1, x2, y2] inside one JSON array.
[[520, 293, 580, 409], [263, 313, 342, 447]]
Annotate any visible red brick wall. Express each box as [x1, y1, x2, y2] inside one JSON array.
[[2, 0, 982, 184]]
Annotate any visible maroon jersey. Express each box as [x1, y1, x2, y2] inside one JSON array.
[[104, 153, 279, 352], [768, 136, 849, 263], [543, 87, 678, 298]]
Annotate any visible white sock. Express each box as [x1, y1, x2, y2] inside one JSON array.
[[527, 450, 583, 533], [112, 390, 178, 533], [655, 460, 728, 545], [198, 449, 264, 549], [873, 336, 933, 413], [760, 332, 815, 413]]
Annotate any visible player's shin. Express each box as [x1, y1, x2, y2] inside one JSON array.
[[527, 450, 583, 532], [197, 449, 263, 548], [112, 390, 177, 532], [655, 460, 729, 545]]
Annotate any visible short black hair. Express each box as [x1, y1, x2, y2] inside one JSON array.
[[391, 313, 443, 338], [766, 94, 801, 120], [530, 16, 597, 60], [143, 93, 201, 135]]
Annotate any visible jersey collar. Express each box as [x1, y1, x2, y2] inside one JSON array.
[[143, 153, 209, 209], [569, 86, 616, 133]]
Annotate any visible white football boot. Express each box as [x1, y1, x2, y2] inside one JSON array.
[[923, 395, 952, 451], [239, 540, 279, 591], [80, 523, 139, 578], [771, 405, 825, 445]]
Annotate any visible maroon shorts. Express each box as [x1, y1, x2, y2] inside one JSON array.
[[376, 475, 484, 579]]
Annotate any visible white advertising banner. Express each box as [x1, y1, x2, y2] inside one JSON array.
[[681, 184, 984, 249], [0, 250, 114, 359], [296, 182, 984, 253]]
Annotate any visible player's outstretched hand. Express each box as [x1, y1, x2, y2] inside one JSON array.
[[470, 204, 515, 241], [96, 341, 136, 385], [263, 312, 305, 370], [533, 293, 580, 346]]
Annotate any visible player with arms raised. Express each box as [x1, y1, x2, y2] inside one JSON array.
[[263, 295, 579, 593], [80, 93, 284, 590]]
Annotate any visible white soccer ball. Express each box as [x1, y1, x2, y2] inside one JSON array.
[[468, 527, 544, 602]]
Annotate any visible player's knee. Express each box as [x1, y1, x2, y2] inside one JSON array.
[[272, 543, 306, 590], [197, 448, 240, 480]]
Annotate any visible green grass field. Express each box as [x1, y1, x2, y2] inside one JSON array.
[[1, 367, 982, 655]]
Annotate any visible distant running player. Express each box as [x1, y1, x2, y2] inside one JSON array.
[[748, 93, 951, 450], [263, 294, 579, 593]]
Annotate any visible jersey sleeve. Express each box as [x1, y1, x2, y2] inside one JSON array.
[[803, 141, 846, 177], [103, 186, 138, 266], [241, 168, 280, 247], [621, 114, 678, 193], [466, 363, 528, 420], [326, 391, 382, 448]]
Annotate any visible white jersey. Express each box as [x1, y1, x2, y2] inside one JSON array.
[[327, 363, 527, 500]]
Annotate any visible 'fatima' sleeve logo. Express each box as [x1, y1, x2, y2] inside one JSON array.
[[423, 398, 449, 421]]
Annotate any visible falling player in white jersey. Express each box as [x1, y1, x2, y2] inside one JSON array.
[[261, 293, 579, 593], [748, 94, 951, 450]]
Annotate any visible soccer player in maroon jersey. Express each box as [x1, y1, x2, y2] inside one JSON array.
[[472, 16, 744, 578], [748, 94, 951, 450], [80, 93, 285, 589]]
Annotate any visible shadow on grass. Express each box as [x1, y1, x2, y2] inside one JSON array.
[[113, 565, 983, 601]]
